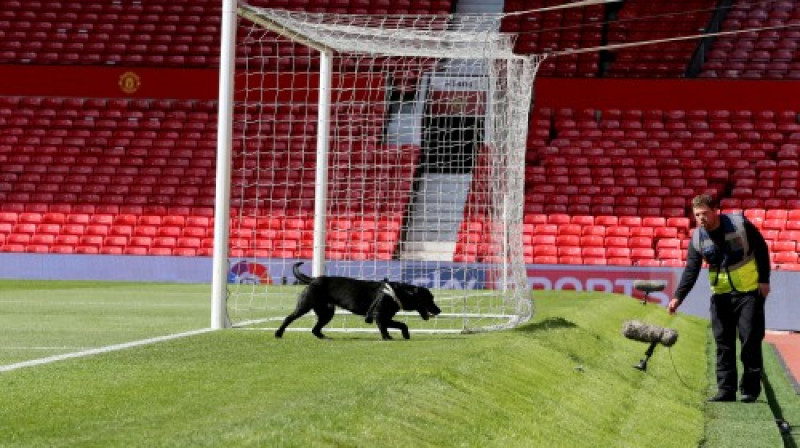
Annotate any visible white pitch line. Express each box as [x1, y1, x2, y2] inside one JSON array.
[[2, 346, 93, 351], [0, 328, 214, 373], [0, 300, 202, 308]]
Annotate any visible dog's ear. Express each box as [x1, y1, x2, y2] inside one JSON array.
[[392, 284, 407, 296], [393, 284, 416, 299], [409, 285, 429, 297]]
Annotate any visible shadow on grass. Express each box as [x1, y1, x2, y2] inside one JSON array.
[[515, 317, 578, 334], [763, 367, 798, 448]]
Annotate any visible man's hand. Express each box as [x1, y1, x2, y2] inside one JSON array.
[[758, 283, 770, 299], [667, 298, 681, 315]]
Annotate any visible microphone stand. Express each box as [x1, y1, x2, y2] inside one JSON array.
[[632, 280, 666, 306], [634, 341, 658, 371]]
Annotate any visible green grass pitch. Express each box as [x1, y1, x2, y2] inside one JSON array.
[[1, 280, 798, 447]]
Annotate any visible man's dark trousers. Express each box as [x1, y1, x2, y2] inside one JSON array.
[[710, 291, 766, 397]]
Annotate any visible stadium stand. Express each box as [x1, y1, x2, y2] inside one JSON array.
[[503, 104, 800, 268], [504, 0, 800, 80], [501, 0, 604, 77], [700, 0, 800, 79], [0, 94, 416, 258], [605, 0, 719, 78], [0, 0, 454, 67]]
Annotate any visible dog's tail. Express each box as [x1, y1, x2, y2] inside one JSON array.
[[292, 262, 313, 285]]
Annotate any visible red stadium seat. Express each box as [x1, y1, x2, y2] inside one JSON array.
[[556, 235, 580, 247], [763, 219, 785, 231], [582, 246, 605, 258], [653, 227, 678, 238], [658, 248, 683, 260], [642, 217, 667, 227], [148, 247, 173, 256], [580, 235, 605, 247], [606, 247, 631, 258], [533, 255, 558, 265], [619, 216, 642, 227], [778, 230, 800, 241], [655, 238, 681, 250], [630, 247, 655, 261], [607, 256, 633, 266], [630, 225, 655, 237], [558, 224, 583, 236], [773, 240, 796, 252], [594, 215, 619, 226], [548, 213, 571, 225], [774, 252, 798, 264], [629, 236, 654, 249], [534, 246, 558, 258]]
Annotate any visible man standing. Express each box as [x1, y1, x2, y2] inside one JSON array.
[[668, 194, 771, 403]]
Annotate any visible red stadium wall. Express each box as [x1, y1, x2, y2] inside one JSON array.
[[3, 65, 800, 112], [0, 66, 383, 102], [0, 65, 218, 100], [536, 78, 800, 112]]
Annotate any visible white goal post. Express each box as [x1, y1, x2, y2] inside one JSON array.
[[211, 1, 541, 334]]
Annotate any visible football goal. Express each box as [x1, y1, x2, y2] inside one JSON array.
[[211, 2, 541, 334]]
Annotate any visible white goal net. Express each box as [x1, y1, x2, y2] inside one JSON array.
[[223, 4, 540, 334]]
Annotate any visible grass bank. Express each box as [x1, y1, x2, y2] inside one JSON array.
[[1, 283, 713, 447]]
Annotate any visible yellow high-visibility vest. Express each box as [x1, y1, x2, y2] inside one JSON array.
[[691, 214, 760, 294]]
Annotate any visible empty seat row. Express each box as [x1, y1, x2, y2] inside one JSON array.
[[0, 211, 406, 260], [447, 105, 798, 269], [605, 0, 719, 78], [502, 0, 603, 77], [0, 0, 453, 67], [700, 2, 800, 79], [0, 92, 415, 260]]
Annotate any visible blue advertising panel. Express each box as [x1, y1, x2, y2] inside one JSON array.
[[401, 262, 487, 290], [1, 253, 798, 330]]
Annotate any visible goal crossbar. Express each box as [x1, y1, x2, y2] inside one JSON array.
[[239, 5, 522, 59]]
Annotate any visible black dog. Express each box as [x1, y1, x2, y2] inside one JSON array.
[[275, 262, 441, 340]]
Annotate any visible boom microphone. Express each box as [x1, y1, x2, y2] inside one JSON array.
[[622, 320, 678, 347], [622, 320, 679, 372]]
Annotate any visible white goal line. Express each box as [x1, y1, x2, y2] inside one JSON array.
[[242, 327, 469, 334], [0, 328, 214, 373]]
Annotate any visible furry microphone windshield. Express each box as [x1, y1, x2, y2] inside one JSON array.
[[622, 320, 679, 347]]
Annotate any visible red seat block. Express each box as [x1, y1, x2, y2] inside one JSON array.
[[582, 246, 606, 258], [606, 247, 631, 258], [629, 236, 653, 249], [580, 235, 604, 247], [774, 252, 797, 264]]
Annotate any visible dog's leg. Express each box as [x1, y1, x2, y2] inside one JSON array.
[[376, 321, 393, 340], [388, 320, 410, 339], [275, 313, 300, 338], [311, 303, 335, 339], [275, 291, 313, 338], [376, 319, 410, 340], [275, 311, 306, 338]]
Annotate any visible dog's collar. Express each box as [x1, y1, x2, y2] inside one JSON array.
[[381, 283, 403, 308]]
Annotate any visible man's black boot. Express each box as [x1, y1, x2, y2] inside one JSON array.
[[740, 394, 758, 403], [708, 391, 736, 402]]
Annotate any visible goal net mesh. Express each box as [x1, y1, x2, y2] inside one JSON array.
[[226, 5, 540, 334]]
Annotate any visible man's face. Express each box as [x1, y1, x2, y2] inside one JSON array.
[[693, 205, 720, 230]]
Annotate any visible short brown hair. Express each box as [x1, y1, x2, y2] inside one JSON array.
[[691, 194, 717, 209]]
